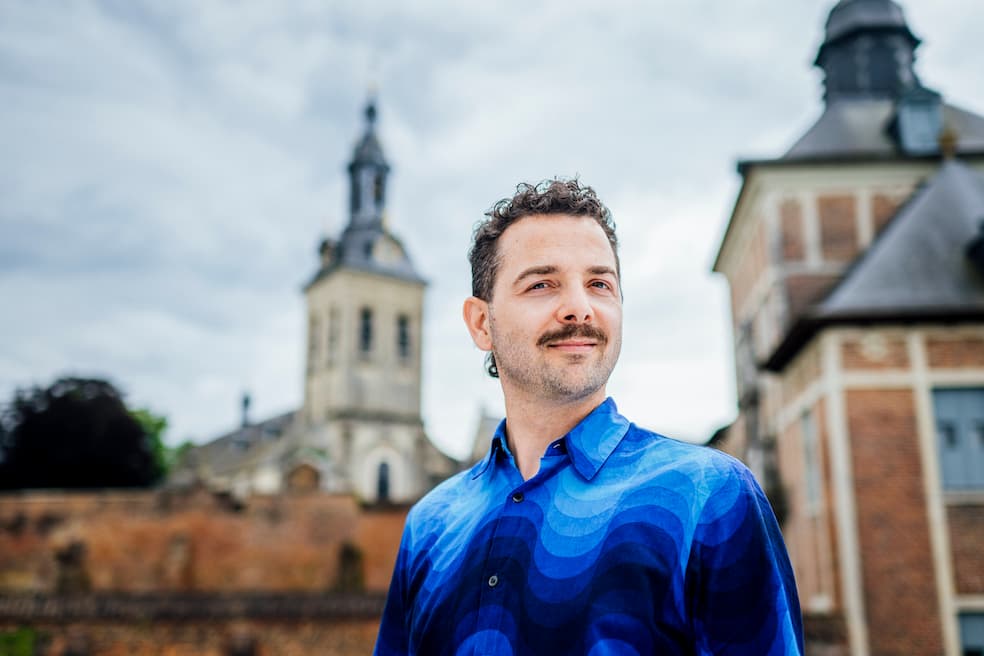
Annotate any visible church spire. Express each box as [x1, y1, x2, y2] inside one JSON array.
[[347, 96, 390, 229], [814, 0, 921, 104]]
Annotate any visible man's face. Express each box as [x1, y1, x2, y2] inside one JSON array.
[[475, 213, 622, 404]]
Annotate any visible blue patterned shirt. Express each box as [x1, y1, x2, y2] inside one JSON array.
[[375, 398, 803, 655]]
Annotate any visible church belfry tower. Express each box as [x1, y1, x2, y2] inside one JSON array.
[[348, 100, 389, 228], [300, 97, 446, 502], [815, 0, 921, 103]]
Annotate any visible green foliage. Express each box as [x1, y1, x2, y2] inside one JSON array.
[[0, 376, 164, 489], [0, 627, 37, 656], [130, 407, 169, 479]]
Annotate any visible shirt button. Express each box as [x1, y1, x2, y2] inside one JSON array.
[[512, 492, 524, 503], [488, 575, 499, 588]]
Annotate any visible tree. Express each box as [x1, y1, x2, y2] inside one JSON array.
[[0, 377, 164, 490], [130, 407, 170, 476]]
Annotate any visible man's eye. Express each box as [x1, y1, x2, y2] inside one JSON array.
[[591, 280, 611, 290], [529, 282, 549, 290]]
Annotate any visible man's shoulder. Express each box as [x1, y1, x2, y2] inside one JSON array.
[[405, 463, 482, 525], [618, 422, 753, 487]]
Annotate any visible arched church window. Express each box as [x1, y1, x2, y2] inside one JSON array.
[[397, 314, 410, 361], [307, 315, 319, 372], [360, 307, 373, 356], [326, 307, 339, 366], [377, 461, 390, 503]]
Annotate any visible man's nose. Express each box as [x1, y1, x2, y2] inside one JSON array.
[[556, 286, 593, 324]]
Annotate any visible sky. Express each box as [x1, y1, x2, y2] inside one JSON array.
[[2, 1, 983, 460]]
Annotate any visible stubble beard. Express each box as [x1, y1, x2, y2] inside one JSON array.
[[489, 318, 622, 403]]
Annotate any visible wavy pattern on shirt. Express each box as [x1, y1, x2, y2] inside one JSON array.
[[376, 399, 803, 655]]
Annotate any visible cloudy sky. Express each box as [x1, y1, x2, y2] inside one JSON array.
[[2, 1, 982, 459]]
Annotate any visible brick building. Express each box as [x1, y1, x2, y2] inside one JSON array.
[[712, 1, 984, 655]]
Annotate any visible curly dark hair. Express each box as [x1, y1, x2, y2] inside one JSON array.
[[468, 178, 619, 377]]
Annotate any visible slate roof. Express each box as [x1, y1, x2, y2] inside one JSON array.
[[819, 0, 915, 54], [766, 158, 984, 370], [175, 410, 296, 478], [783, 101, 984, 161], [304, 228, 425, 289], [349, 101, 389, 170]]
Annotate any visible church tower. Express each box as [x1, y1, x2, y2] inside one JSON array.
[[301, 98, 444, 503]]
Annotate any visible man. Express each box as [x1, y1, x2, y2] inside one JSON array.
[[375, 179, 803, 655]]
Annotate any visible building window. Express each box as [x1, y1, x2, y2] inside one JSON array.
[[933, 388, 984, 490], [801, 410, 822, 512], [397, 314, 411, 361], [326, 307, 339, 366], [377, 461, 390, 503], [961, 613, 984, 656], [360, 168, 375, 214], [307, 315, 320, 372], [374, 173, 384, 204], [359, 307, 373, 357]]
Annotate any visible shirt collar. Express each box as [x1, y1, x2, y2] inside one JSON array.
[[470, 418, 509, 479], [565, 397, 630, 481], [471, 397, 630, 482]]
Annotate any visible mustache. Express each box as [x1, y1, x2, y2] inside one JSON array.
[[537, 324, 608, 347]]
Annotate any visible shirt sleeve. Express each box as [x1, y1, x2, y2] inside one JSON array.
[[686, 458, 804, 655], [373, 526, 412, 656]]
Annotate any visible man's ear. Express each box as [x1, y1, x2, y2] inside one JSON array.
[[462, 296, 493, 351]]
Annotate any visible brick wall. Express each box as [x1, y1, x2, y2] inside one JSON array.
[[0, 489, 408, 594], [817, 194, 858, 262], [871, 192, 905, 234], [0, 617, 381, 656], [780, 197, 805, 262], [784, 273, 840, 320], [926, 336, 984, 368], [947, 504, 984, 595], [729, 217, 770, 325], [776, 395, 838, 617], [846, 389, 943, 655], [782, 344, 821, 403], [840, 335, 909, 370]]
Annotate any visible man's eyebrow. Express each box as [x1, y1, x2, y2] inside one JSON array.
[[512, 265, 558, 286], [588, 266, 618, 277]]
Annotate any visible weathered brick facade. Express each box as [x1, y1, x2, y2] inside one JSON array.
[[0, 489, 408, 655], [846, 389, 943, 655], [0, 617, 382, 656], [0, 489, 406, 594], [817, 194, 858, 263], [948, 504, 984, 596], [712, 4, 984, 655]]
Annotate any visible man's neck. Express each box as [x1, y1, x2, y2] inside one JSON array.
[[501, 387, 607, 481]]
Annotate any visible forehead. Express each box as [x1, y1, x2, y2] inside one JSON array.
[[496, 214, 616, 271]]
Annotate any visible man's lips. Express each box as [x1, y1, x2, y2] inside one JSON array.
[[547, 340, 597, 350]]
